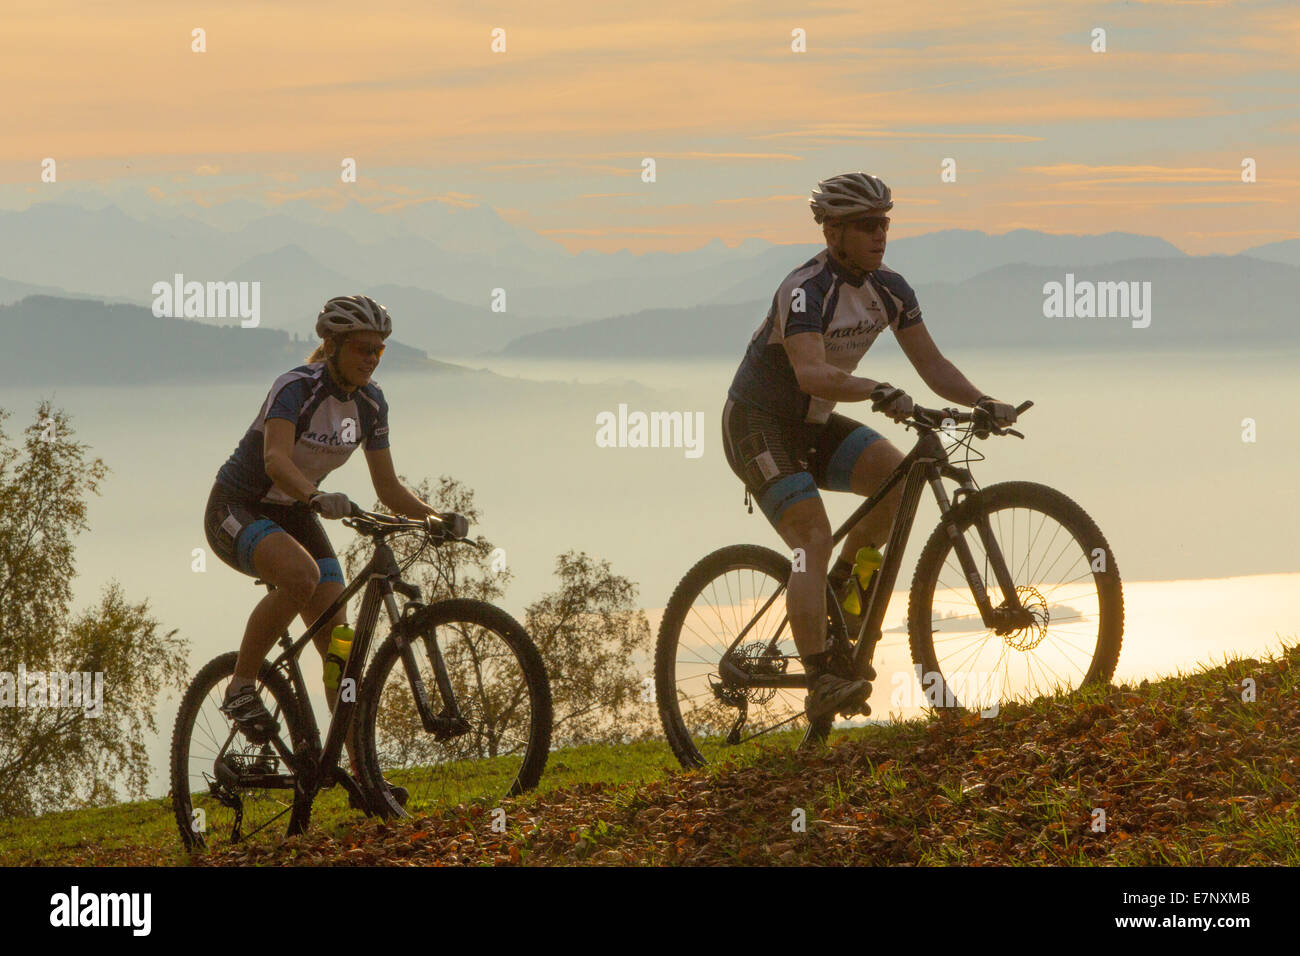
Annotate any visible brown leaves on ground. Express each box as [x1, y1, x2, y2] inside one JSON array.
[[185, 646, 1300, 866]]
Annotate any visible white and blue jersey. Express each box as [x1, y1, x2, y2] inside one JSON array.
[[216, 362, 390, 505], [728, 250, 924, 423]]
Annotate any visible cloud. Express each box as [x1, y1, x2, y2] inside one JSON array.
[[538, 226, 720, 237], [713, 194, 806, 205], [756, 128, 1044, 143], [590, 151, 804, 161], [1020, 165, 1300, 188], [1005, 196, 1288, 206]]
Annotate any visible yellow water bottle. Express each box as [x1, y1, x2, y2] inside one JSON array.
[[841, 546, 883, 616], [323, 625, 354, 693]]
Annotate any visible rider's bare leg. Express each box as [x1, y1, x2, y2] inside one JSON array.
[[774, 496, 833, 658], [835, 439, 906, 565], [234, 532, 320, 684]]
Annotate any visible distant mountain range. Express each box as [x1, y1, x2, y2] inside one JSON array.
[[8, 198, 1285, 324], [498, 255, 1300, 356], [0, 296, 462, 385], [3, 198, 1296, 364]]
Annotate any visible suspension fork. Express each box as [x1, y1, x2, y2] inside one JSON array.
[[387, 589, 443, 731], [389, 589, 467, 734], [929, 467, 1021, 624]]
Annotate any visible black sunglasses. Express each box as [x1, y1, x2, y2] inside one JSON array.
[[846, 216, 890, 233]]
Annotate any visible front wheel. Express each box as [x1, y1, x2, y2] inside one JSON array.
[[355, 599, 552, 817], [907, 481, 1124, 715]]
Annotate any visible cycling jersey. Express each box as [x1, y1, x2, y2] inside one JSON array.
[[728, 250, 923, 423], [215, 362, 390, 505]]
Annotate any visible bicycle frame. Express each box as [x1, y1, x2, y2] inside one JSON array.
[[719, 426, 1028, 691], [837, 428, 1025, 680], [239, 535, 430, 803]]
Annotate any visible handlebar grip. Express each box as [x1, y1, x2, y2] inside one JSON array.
[[440, 513, 470, 540], [309, 493, 361, 519], [1016, 400, 1034, 415]]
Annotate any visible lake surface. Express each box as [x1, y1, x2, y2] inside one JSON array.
[[3, 346, 1297, 797]]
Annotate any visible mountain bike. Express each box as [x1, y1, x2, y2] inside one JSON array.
[[170, 502, 552, 850], [655, 401, 1124, 767]]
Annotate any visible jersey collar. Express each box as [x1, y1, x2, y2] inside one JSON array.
[[825, 249, 870, 288]]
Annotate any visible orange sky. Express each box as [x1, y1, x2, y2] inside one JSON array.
[[3, 0, 1297, 253]]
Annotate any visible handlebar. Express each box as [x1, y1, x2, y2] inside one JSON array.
[[308, 497, 469, 542], [908, 400, 1033, 438]]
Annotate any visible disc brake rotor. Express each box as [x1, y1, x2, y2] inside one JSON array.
[[1003, 585, 1049, 651]]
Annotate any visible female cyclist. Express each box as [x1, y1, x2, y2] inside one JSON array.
[[202, 295, 464, 777]]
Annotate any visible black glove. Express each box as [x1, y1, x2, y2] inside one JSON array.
[[309, 491, 353, 519], [869, 382, 914, 423]]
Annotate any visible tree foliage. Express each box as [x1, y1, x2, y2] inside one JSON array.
[[0, 402, 188, 818], [524, 551, 657, 746]]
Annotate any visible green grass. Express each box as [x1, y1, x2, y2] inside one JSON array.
[[0, 737, 694, 865], [0, 723, 894, 865]]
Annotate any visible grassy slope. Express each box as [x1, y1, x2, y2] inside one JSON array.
[[4, 646, 1298, 866]]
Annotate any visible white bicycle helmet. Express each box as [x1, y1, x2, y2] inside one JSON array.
[[809, 172, 893, 224], [315, 295, 392, 339]]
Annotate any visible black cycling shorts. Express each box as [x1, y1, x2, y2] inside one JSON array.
[[721, 398, 884, 526], [202, 481, 343, 583]]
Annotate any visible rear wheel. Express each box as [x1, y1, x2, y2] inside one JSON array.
[[655, 544, 852, 769], [170, 652, 313, 851], [907, 481, 1124, 714], [355, 599, 552, 817]]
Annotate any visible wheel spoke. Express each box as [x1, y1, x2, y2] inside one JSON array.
[[916, 489, 1119, 713], [660, 551, 820, 766]]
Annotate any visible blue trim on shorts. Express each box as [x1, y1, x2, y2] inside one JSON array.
[[317, 557, 344, 584], [825, 426, 884, 492], [759, 472, 820, 524], [236, 518, 281, 575]]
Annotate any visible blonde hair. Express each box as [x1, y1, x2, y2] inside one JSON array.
[[306, 334, 341, 364]]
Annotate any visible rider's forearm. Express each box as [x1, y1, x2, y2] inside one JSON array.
[[921, 359, 984, 406], [380, 482, 437, 519], [265, 454, 320, 505], [796, 364, 882, 403]]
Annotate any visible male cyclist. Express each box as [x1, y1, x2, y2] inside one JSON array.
[[722, 172, 1018, 724]]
